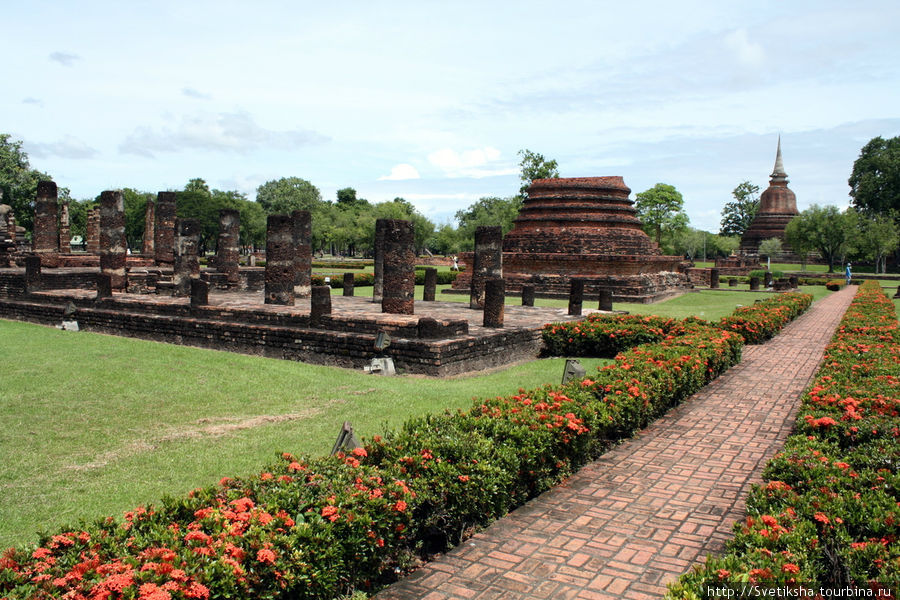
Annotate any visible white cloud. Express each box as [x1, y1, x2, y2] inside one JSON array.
[[724, 29, 765, 68], [182, 87, 212, 100], [49, 51, 81, 67], [378, 163, 420, 181], [118, 110, 329, 157], [27, 135, 99, 159], [22, 97, 43, 106], [427, 146, 517, 178]]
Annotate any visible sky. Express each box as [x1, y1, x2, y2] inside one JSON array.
[[4, 0, 900, 232]]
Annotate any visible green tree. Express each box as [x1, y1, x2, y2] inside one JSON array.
[[0, 133, 60, 234], [255, 177, 322, 214], [848, 136, 900, 215], [784, 216, 814, 271], [67, 198, 93, 240], [634, 183, 689, 249], [517, 149, 559, 197], [675, 228, 707, 261], [783, 205, 849, 272], [454, 196, 522, 251], [758, 237, 783, 271], [430, 222, 462, 255], [720, 180, 760, 236], [845, 210, 899, 273]]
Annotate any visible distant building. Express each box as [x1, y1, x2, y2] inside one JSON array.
[[740, 137, 799, 255]]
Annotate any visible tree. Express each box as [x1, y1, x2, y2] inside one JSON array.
[[758, 238, 783, 271], [848, 136, 900, 215], [0, 133, 59, 234], [783, 205, 849, 272], [518, 149, 559, 197], [255, 177, 322, 214], [784, 216, 814, 271], [675, 228, 707, 261], [845, 210, 899, 273], [720, 180, 760, 236], [454, 196, 523, 251], [634, 183, 689, 249]]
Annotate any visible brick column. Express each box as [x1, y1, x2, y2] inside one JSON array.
[[342, 272, 355, 296], [749, 276, 760, 291], [310, 285, 331, 324], [521, 284, 535, 306], [265, 214, 295, 305], [154, 191, 177, 265], [598, 288, 613, 311], [216, 209, 241, 284], [381, 219, 415, 315], [764, 271, 774, 287], [482, 277, 505, 328], [173, 218, 201, 297], [190, 278, 209, 307], [709, 268, 720, 289], [423, 267, 437, 301], [99, 190, 127, 290], [58, 201, 70, 253], [292, 210, 312, 298], [469, 226, 502, 309], [373, 218, 387, 303], [33, 181, 59, 267], [142, 199, 155, 256], [86, 208, 100, 254], [568, 278, 584, 316]]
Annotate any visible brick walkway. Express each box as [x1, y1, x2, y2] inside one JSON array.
[[377, 286, 857, 600]]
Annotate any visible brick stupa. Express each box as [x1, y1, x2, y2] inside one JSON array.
[[454, 177, 688, 303], [740, 137, 799, 255]]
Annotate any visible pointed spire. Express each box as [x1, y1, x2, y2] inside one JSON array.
[[771, 135, 786, 179]]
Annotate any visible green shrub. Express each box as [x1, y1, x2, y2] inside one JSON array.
[[749, 269, 784, 280], [718, 293, 813, 344], [825, 279, 845, 291]]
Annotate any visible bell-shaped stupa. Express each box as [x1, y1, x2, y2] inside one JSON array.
[[740, 137, 799, 255]]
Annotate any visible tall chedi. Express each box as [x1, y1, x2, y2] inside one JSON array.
[[740, 137, 799, 255]]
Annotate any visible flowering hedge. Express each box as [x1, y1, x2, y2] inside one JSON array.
[[718, 292, 813, 345], [1, 320, 742, 599], [668, 281, 900, 597], [826, 279, 845, 291]]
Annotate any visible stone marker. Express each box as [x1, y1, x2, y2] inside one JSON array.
[[750, 276, 760, 291], [99, 190, 127, 290], [372, 218, 387, 303], [521, 283, 535, 306], [265, 214, 295, 305], [173, 218, 201, 297], [86, 208, 100, 254], [190, 278, 209, 307], [423, 267, 437, 301], [25, 255, 41, 292], [470, 226, 503, 309], [893, 285, 900, 299], [216, 209, 241, 284], [483, 277, 505, 328], [33, 181, 59, 266], [568, 278, 584, 316], [598, 288, 613, 311], [709, 268, 720, 289], [417, 317, 442, 338], [292, 210, 312, 298], [154, 192, 177, 265], [728, 277, 737, 287], [96, 273, 112, 299], [789, 275, 798, 289], [765, 271, 774, 287], [343, 272, 355, 296], [381, 219, 415, 315], [142, 199, 155, 256], [310, 285, 331, 324]]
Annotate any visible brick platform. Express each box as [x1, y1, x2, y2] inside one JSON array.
[[376, 286, 857, 600]]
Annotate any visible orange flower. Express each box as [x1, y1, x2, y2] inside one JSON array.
[[393, 500, 408, 512], [256, 548, 277, 565]]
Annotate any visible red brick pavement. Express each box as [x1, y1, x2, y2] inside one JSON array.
[[376, 286, 857, 600]]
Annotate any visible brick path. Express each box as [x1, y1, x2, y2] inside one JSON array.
[[377, 286, 857, 600]]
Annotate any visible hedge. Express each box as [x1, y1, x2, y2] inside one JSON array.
[[826, 279, 845, 291], [667, 280, 900, 597], [312, 271, 458, 289], [0, 320, 743, 599], [718, 293, 813, 344]]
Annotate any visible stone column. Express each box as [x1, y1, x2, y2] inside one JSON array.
[[99, 190, 127, 290], [264, 214, 295, 305], [521, 284, 535, 307], [482, 277, 505, 328], [789, 275, 799, 289], [173, 218, 201, 297], [749, 276, 760, 291], [381, 219, 415, 315], [342, 272, 355, 296], [598, 289, 613, 311], [764, 271, 774, 287], [33, 181, 59, 267], [372, 218, 387, 303], [709, 268, 720, 289], [58, 201, 70, 253], [96, 273, 112, 299], [310, 285, 331, 324], [8, 213, 16, 244], [86, 208, 100, 254], [728, 278, 737, 287], [423, 267, 437, 301], [292, 210, 312, 298], [469, 226, 502, 309], [24, 255, 41, 292], [190, 278, 209, 307], [142, 199, 155, 256], [568, 278, 584, 316], [216, 209, 241, 284], [154, 192, 177, 265]]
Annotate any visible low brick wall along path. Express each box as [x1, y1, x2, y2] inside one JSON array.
[[377, 286, 857, 600]]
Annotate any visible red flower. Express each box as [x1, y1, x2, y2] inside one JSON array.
[[782, 563, 800, 574], [256, 548, 277, 565], [321, 506, 339, 522], [393, 500, 408, 512]]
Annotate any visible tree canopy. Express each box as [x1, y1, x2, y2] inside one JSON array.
[[517, 149, 559, 197], [634, 183, 689, 251], [0, 133, 67, 234], [848, 136, 900, 215], [255, 177, 322, 214], [784, 205, 849, 272], [720, 180, 760, 237]]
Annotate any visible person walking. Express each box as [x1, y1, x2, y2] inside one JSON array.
[[845, 262, 852, 286]]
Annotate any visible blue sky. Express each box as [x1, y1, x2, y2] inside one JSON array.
[[5, 0, 899, 231]]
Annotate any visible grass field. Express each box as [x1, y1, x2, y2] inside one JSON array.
[[0, 285, 834, 547]]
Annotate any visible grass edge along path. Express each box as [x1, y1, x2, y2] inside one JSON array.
[[668, 281, 900, 597]]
